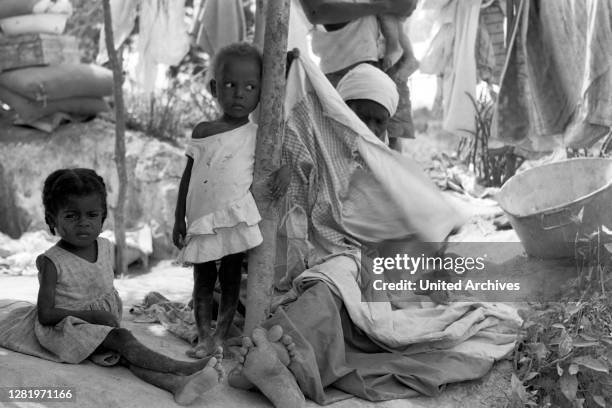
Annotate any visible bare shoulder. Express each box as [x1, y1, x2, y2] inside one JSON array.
[[36, 254, 57, 277], [192, 121, 228, 139]]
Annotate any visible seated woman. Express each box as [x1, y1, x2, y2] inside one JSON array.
[[228, 59, 521, 407]]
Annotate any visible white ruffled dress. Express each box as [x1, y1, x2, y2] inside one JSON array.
[[177, 122, 263, 264]]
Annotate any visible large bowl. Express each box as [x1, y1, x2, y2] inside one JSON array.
[[497, 158, 612, 259], [0, 13, 68, 36]]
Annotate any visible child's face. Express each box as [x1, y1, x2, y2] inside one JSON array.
[[211, 56, 261, 119], [51, 194, 104, 248], [346, 99, 391, 140]]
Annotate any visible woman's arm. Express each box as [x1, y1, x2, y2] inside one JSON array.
[[298, 0, 415, 25], [36, 256, 119, 327]]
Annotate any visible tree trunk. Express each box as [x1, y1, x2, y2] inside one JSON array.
[[244, 0, 291, 334], [102, 0, 128, 276]]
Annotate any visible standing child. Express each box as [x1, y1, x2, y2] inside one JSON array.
[[0, 168, 223, 406], [173, 42, 289, 359]]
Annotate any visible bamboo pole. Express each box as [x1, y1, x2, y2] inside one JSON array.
[[244, 0, 291, 334], [102, 0, 128, 276]]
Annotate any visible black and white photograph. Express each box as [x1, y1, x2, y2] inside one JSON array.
[[1, 0, 611, 407]]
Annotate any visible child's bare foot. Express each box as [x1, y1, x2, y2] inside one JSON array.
[[176, 346, 223, 376], [383, 46, 403, 71], [393, 53, 419, 80], [174, 357, 224, 406], [186, 336, 220, 359], [229, 326, 305, 407]]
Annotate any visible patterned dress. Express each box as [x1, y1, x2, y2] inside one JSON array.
[[0, 238, 122, 365]]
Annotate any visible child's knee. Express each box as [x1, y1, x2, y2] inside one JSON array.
[[109, 327, 137, 344]]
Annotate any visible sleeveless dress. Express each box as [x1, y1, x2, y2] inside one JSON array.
[[177, 122, 263, 264], [0, 238, 122, 365]]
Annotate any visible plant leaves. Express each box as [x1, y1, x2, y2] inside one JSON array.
[[578, 333, 597, 341], [553, 323, 566, 330], [523, 371, 539, 382], [566, 303, 582, 316], [559, 333, 573, 356], [511, 373, 530, 403], [573, 340, 600, 348], [568, 363, 579, 375], [559, 372, 578, 402], [528, 342, 548, 361], [573, 356, 609, 373], [593, 395, 606, 407], [593, 395, 606, 408]]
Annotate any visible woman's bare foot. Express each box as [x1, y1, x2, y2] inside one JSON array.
[[186, 336, 220, 359], [174, 357, 224, 406], [229, 327, 305, 408], [228, 325, 299, 390]]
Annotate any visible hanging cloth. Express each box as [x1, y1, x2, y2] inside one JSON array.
[[192, 0, 246, 56]]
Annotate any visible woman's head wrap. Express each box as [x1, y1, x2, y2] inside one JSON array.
[[336, 63, 399, 116]]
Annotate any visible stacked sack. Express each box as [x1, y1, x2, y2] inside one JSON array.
[[0, 0, 112, 131]]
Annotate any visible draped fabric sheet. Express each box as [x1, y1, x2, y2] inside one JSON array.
[[192, 0, 246, 57], [493, 0, 612, 152], [270, 55, 521, 402], [420, 0, 482, 136], [98, 0, 190, 94], [276, 54, 466, 285]]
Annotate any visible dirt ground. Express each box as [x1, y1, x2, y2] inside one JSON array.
[[0, 129, 547, 407]]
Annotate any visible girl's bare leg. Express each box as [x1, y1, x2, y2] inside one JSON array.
[[100, 328, 222, 375], [188, 261, 218, 358], [129, 357, 223, 406], [212, 253, 244, 350]]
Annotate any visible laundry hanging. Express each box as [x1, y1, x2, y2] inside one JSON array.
[[192, 0, 246, 57], [98, 0, 190, 94], [492, 0, 612, 152]]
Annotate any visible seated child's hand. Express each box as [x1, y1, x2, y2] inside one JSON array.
[[268, 165, 291, 200], [92, 311, 120, 328], [173, 220, 186, 249]]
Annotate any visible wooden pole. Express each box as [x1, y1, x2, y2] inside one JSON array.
[[244, 0, 291, 334], [102, 0, 128, 276]]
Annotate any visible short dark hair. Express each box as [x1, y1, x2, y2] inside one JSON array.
[[42, 168, 108, 235], [212, 42, 263, 79]]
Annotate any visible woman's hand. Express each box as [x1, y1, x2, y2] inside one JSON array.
[[268, 165, 291, 200], [172, 219, 187, 249]]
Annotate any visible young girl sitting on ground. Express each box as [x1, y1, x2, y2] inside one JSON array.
[[0, 168, 223, 406], [173, 42, 289, 359]]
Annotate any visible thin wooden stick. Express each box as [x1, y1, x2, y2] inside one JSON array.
[[102, 0, 128, 276]]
